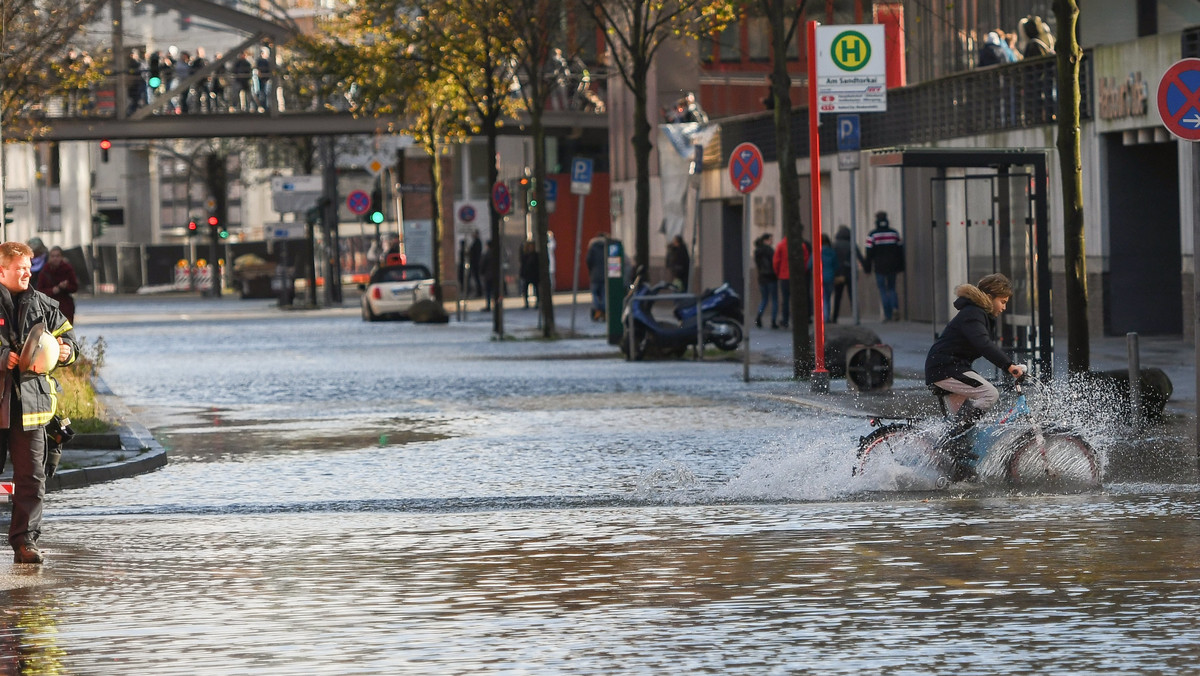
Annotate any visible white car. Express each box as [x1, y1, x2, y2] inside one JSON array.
[[360, 264, 437, 321]]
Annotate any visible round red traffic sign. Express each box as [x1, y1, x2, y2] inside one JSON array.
[[492, 182, 512, 215], [1158, 58, 1200, 141], [346, 189, 371, 215], [728, 142, 764, 194]]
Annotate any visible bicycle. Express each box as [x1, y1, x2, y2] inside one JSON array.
[[853, 377, 1102, 491]]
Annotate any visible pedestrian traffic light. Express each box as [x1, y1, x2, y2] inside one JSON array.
[[187, 219, 198, 235], [148, 76, 161, 89], [99, 138, 111, 163], [3, 205, 13, 226]]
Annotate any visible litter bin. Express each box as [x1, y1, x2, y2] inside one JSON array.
[[275, 265, 295, 308], [605, 239, 626, 345]]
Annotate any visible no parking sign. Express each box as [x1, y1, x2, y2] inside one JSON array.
[[1158, 58, 1200, 141]]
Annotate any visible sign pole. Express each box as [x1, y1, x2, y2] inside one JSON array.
[[1193, 141, 1200, 460], [808, 19, 829, 393], [570, 192, 585, 334], [728, 142, 763, 383], [850, 167, 859, 325]]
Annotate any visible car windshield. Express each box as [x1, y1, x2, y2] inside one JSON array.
[[373, 265, 432, 283]]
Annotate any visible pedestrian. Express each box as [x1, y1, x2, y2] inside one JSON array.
[[773, 235, 789, 328], [190, 47, 210, 113], [830, 225, 854, 322], [519, 240, 539, 308], [863, 211, 904, 321], [457, 237, 467, 294], [977, 31, 1007, 67], [34, 247, 79, 323], [481, 239, 499, 312], [467, 230, 483, 298], [924, 273, 1026, 482], [27, 238, 47, 289], [545, 230, 556, 289], [211, 54, 229, 111], [1020, 15, 1054, 58], [820, 233, 837, 321], [255, 46, 274, 112], [665, 234, 689, 290], [585, 233, 607, 321], [126, 48, 148, 114], [753, 233, 778, 329], [231, 50, 254, 112], [0, 241, 80, 564]]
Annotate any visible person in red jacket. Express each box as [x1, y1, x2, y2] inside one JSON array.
[[34, 247, 79, 323], [773, 235, 811, 329], [773, 237, 790, 328]]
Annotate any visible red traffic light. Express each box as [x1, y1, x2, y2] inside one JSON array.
[[207, 216, 219, 226], [99, 139, 112, 150], [187, 220, 198, 231]]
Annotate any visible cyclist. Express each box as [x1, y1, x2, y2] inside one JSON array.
[[924, 273, 1026, 480]]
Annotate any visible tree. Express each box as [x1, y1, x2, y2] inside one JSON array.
[[0, 0, 109, 134], [1053, 0, 1089, 374], [755, 0, 813, 377], [296, 1, 497, 317], [507, 0, 573, 338], [580, 0, 735, 271]]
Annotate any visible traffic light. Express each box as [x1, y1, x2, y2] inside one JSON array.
[[99, 138, 111, 163], [207, 215, 228, 239], [91, 212, 108, 237], [4, 204, 13, 227], [187, 219, 198, 235], [148, 76, 162, 89], [518, 176, 532, 209], [368, 186, 384, 225]]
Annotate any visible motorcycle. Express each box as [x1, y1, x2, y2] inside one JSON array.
[[620, 267, 744, 360]]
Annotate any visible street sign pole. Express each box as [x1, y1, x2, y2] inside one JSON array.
[[728, 143, 763, 383], [850, 166, 859, 325]]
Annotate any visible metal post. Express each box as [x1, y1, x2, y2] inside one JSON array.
[[1193, 141, 1200, 459], [695, 295, 702, 361], [808, 19, 829, 393], [850, 167, 860, 325], [570, 192, 585, 334], [742, 192, 752, 383], [1127, 332, 1142, 432]]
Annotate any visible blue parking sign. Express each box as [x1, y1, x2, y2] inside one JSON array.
[[570, 158, 594, 195], [837, 114, 860, 152]]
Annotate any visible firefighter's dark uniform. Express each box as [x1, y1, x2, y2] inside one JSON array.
[[0, 286, 78, 550]]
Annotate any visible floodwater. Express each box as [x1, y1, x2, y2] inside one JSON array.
[[0, 296, 1198, 674]]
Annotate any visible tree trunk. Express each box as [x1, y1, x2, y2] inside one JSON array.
[[766, 3, 813, 377], [631, 59, 652, 271], [1054, 0, 1089, 373], [531, 109, 557, 336], [484, 115, 504, 336]]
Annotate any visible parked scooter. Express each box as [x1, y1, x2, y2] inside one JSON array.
[[620, 266, 744, 360]]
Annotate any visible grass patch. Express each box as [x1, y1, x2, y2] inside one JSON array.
[[55, 337, 112, 433]]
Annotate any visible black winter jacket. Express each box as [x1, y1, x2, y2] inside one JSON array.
[[924, 285, 1013, 385], [0, 287, 79, 430]]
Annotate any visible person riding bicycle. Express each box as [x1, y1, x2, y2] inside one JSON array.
[[924, 273, 1027, 481]]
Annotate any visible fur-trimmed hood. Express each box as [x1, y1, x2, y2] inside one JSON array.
[[954, 284, 994, 313]]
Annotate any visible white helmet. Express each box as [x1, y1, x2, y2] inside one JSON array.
[[19, 323, 59, 374]]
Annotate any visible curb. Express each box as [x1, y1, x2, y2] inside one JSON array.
[[46, 376, 168, 492]]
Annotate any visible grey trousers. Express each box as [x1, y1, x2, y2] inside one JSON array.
[[932, 370, 999, 416], [8, 398, 46, 547]]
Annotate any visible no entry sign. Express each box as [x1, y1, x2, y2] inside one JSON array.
[[728, 142, 764, 194], [1158, 58, 1200, 141]]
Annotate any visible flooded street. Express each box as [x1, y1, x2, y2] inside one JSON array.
[[2, 296, 1199, 674]]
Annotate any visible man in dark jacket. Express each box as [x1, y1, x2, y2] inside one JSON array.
[[585, 233, 607, 321], [0, 241, 79, 564], [925, 273, 1026, 481], [863, 211, 904, 321]]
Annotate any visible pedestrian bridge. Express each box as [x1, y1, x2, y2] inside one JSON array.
[[28, 0, 607, 142]]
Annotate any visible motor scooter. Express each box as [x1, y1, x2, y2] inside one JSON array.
[[620, 267, 744, 360]]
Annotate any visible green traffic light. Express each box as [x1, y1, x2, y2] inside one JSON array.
[[370, 211, 384, 225], [148, 76, 162, 88], [219, 229, 229, 239], [529, 199, 538, 208]]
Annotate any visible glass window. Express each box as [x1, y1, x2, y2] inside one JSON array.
[[748, 17, 770, 61], [718, 21, 740, 62]]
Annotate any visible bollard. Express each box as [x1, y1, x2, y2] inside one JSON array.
[[1127, 332, 1142, 432]]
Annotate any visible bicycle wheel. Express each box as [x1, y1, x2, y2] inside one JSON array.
[[1006, 429, 1101, 490], [854, 423, 945, 488]]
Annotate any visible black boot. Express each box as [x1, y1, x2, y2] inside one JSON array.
[[755, 314, 762, 328], [937, 402, 984, 482]]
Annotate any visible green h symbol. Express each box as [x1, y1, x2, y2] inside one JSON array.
[[839, 40, 862, 63]]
